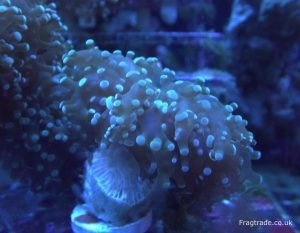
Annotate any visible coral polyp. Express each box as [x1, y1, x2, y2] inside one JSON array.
[[0, 0, 28, 95], [0, 0, 72, 191], [61, 40, 261, 210]]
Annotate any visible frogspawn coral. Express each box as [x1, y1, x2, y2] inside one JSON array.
[[0, 0, 69, 95], [0, 0, 74, 191], [0, 0, 28, 98], [61, 40, 262, 212]]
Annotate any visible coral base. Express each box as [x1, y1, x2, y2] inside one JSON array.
[[71, 204, 152, 233]]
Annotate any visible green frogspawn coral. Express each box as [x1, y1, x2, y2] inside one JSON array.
[[61, 39, 261, 206], [0, 0, 73, 191], [0, 0, 28, 94], [0, 0, 70, 93]]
